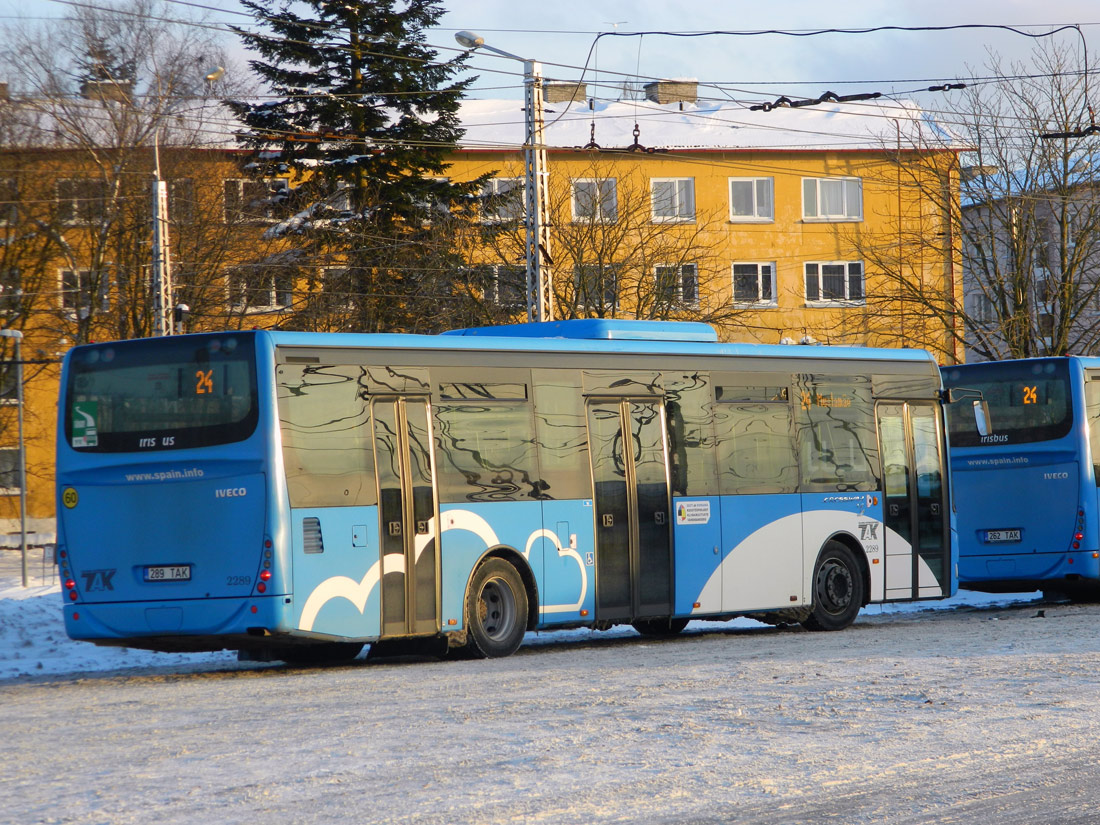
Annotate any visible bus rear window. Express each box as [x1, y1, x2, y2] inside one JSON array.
[[64, 334, 258, 452], [942, 359, 1072, 447]]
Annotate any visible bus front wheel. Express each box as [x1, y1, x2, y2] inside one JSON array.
[[464, 559, 529, 658], [802, 541, 864, 632]]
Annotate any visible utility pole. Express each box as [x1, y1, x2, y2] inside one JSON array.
[[455, 31, 554, 322], [522, 58, 554, 323], [151, 135, 173, 336]]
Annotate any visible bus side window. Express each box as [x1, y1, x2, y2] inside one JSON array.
[[277, 364, 376, 508], [1084, 376, 1100, 486], [794, 375, 878, 493], [434, 401, 540, 503], [714, 389, 797, 496], [664, 372, 718, 497], [532, 370, 591, 501]]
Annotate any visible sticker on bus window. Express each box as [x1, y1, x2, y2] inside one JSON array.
[[676, 501, 711, 526], [72, 401, 99, 447]]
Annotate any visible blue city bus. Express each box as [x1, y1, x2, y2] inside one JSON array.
[[943, 356, 1100, 596], [56, 320, 956, 664]]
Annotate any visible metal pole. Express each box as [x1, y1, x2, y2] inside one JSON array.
[[522, 59, 554, 323], [15, 335, 24, 587]]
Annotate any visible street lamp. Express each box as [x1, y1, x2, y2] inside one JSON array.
[[0, 329, 26, 587], [455, 30, 554, 323]]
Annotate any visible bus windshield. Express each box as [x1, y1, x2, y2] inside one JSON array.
[[942, 359, 1072, 447], [64, 333, 258, 453]]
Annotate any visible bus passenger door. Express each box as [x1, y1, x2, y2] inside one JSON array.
[[877, 402, 949, 599], [587, 398, 674, 622], [372, 397, 440, 637]]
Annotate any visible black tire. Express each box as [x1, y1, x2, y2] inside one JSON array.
[[279, 641, 363, 666], [631, 617, 689, 637], [802, 541, 864, 632], [464, 558, 529, 659]]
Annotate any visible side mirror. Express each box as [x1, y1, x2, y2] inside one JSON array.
[[972, 399, 991, 437], [943, 386, 993, 436]]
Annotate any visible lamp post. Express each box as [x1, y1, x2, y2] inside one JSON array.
[[455, 30, 554, 323], [0, 329, 26, 587]]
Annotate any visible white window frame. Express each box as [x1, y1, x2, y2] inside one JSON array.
[[320, 266, 353, 310], [480, 177, 523, 223], [574, 264, 618, 312], [728, 177, 774, 223], [804, 261, 864, 306], [0, 268, 20, 316], [489, 264, 526, 309], [223, 177, 289, 224], [802, 177, 862, 222], [60, 268, 110, 315], [57, 178, 109, 226], [654, 263, 699, 307], [651, 178, 695, 223], [228, 267, 294, 313], [731, 261, 777, 306], [572, 178, 618, 223], [0, 446, 19, 495]]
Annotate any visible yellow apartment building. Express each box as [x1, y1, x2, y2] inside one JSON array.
[[0, 85, 962, 533], [451, 81, 963, 355]]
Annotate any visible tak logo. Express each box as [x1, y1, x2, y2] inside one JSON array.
[[858, 522, 879, 542], [81, 569, 116, 591]]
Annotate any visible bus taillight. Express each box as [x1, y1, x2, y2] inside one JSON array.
[[260, 570, 271, 581]]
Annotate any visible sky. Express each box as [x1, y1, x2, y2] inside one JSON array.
[[1, 0, 1098, 107], [436, 0, 1100, 104]]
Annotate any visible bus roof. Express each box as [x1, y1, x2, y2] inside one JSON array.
[[259, 320, 939, 365]]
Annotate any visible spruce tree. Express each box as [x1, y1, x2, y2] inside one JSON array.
[[229, 0, 481, 332]]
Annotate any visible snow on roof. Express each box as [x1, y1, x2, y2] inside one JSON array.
[[457, 97, 963, 153]]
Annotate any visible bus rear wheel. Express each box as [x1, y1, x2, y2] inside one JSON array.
[[802, 541, 864, 632], [464, 559, 528, 659], [632, 617, 689, 637]]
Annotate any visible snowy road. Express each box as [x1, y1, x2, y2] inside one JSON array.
[[5, 591, 1100, 824]]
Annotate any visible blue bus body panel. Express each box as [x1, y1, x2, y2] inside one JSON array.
[[291, 506, 382, 640]]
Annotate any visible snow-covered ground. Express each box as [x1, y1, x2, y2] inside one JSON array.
[[0, 548, 1040, 681]]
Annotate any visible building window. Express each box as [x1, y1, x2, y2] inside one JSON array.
[[802, 177, 862, 221], [732, 262, 776, 305], [491, 265, 526, 309], [0, 269, 21, 315], [0, 447, 19, 494], [168, 178, 196, 225], [655, 263, 698, 306], [651, 178, 695, 223], [319, 266, 353, 311], [224, 178, 289, 224], [57, 178, 110, 225], [228, 266, 294, 312], [480, 177, 523, 223], [60, 269, 110, 315], [0, 179, 16, 226], [572, 178, 617, 222], [729, 178, 774, 222], [574, 265, 618, 312], [805, 262, 864, 304]]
